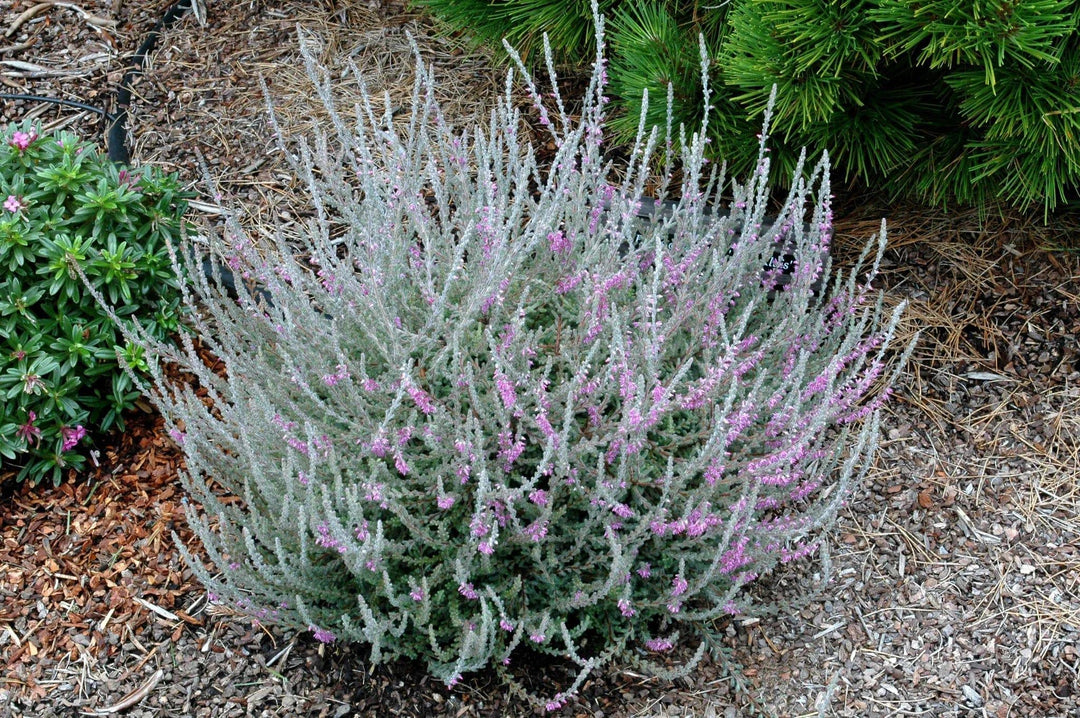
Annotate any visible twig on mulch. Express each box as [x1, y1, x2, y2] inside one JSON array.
[[84, 667, 163, 715]]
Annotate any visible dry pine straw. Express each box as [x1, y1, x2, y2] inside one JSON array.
[[2, 0, 1080, 716]]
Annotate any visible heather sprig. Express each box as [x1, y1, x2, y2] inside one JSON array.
[[119, 7, 906, 708]]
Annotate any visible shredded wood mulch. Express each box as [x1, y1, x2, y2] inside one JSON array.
[[2, 0, 1079, 716], [0, 410, 200, 704]]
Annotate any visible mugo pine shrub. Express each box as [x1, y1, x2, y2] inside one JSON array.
[[0, 123, 187, 485], [126, 16, 907, 708], [416, 0, 1080, 212]]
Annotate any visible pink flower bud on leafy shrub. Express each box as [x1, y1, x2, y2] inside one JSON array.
[[124, 8, 909, 710]]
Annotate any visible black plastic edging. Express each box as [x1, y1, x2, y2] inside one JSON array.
[[107, 0, 194, 164], [0, 94, 116, 121], [0, 1, 193, 163]]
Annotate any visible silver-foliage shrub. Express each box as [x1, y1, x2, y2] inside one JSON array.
[[129, 13, 905, 709]]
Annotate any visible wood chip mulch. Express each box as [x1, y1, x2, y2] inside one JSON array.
[[3, 1, 1080, 717], [0, 409, 201, 704]]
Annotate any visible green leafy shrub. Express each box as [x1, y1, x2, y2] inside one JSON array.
[[413, 0, 1080, 212], [125, 20, 906, 709], [0, 123, 188, 485]]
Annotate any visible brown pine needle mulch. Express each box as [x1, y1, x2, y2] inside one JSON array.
[[3, 1, 1080, 717]]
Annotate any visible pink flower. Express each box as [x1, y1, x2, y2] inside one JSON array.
[[322, 364, 349, 386], [535, 410, 557, 441], [60, 425, 86, 451], [367, 434, 390, 457], [21, 373, 43, 394], [547, 230, 571, 254], [523, 520, 548, 542], [645, 637, 674, 652], [310, 626, 336, 643], [407, 383, 436, 414], [704, 459, 725, 486], [15, 411, 40, 446], [4, 195, 24, 213], [497, 431, 525, 468], [315, 523, 347, 554], [364, 482, 385, 504], [470, 514, 489, 538], [719, 537, 752, 575], [437, 495, 455, 510], [9, 130, 35, 152], [545, 696, 567, 712], [117, 168, 141, 189], [494, 372, 516, 409]]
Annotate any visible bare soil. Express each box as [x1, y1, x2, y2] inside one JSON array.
[[1, 1, 1078, 716]]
